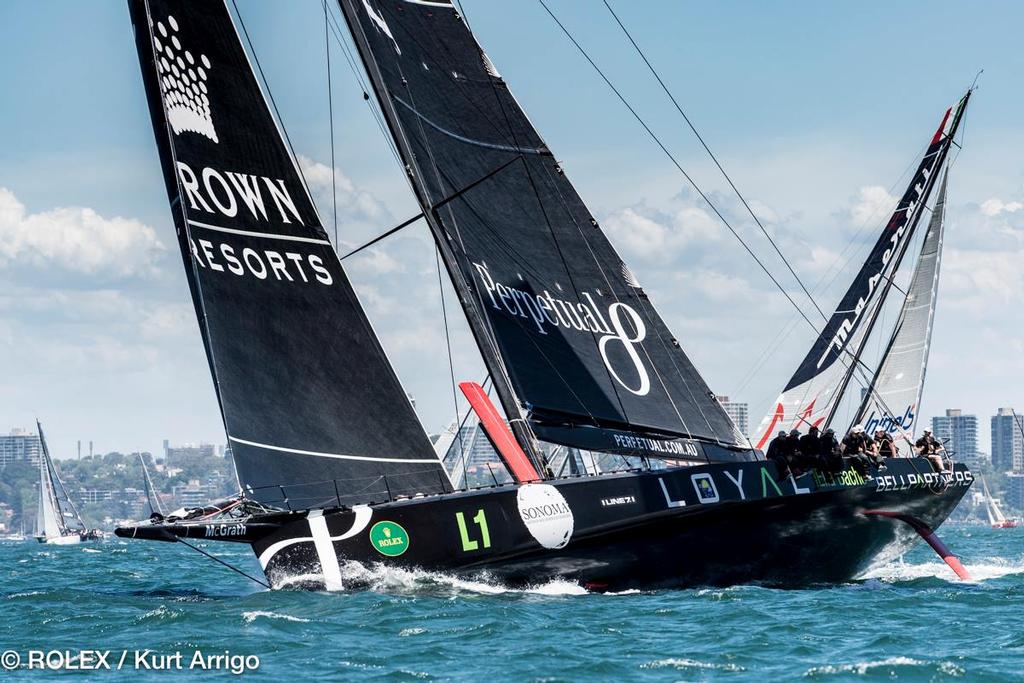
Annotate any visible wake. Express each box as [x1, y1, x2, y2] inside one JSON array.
[[861, 556, 1024, 583], [273, 561, 590, 596]]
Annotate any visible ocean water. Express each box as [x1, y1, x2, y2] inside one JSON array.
[[1, 525, 1021, 681]]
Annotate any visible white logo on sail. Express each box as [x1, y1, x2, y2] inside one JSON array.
[[472, 262, 651, 397], [152, 15, 218, 143], [599, 303, 650, 396], [363, 0, 401, 55]]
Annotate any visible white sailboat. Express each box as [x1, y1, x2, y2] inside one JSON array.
[[980, 475, 1017, 529], [33, 420, 100, 544]]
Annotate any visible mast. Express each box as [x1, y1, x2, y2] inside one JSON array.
[[336, 1, 544, 470]]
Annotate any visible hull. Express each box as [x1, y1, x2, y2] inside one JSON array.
[[35, 531, 99, 545], [252, 458, 973, 591]]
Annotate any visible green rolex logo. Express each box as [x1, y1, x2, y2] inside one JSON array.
[[369, 521, 409, 557]]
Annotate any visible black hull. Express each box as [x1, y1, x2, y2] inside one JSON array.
[[250, 458, 973, 591]]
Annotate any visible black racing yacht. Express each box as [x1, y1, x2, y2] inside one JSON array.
[[117, 0, 974, 590]]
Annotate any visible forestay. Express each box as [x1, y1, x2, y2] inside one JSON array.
[[129, 0, 449, 509], [339, 0, 751, 462]]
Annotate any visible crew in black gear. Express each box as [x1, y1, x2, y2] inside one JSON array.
[[842, 425, 873, 476], [874, 429, 896, 469], [766, 430, 792, 478], [915, 429, 947, 472], [799, 426, 821, 472], [819, 428, 843, 480], [787, 429, 804, 476]]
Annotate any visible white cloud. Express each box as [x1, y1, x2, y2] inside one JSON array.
[[603, 203, 720, 263], [849, 185, 897, 227], [980, 198, 1024, 217], [298, 155, 389, 223], [0, 187, 165, 277]]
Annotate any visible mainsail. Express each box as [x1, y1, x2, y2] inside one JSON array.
[[338, 0, 751, 462], [853, 173, 949, 453], [129, 0, 449, 509], [35, 421, 84, 539], [754, 94, 969, 448]]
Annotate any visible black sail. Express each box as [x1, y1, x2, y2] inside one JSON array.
[[129, 0, 448, 509], [339, 0, 750, 461]]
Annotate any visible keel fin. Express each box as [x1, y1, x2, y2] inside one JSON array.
[[864, 510, 971, 580]]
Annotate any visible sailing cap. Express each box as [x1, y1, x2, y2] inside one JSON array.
[[852, 424, 864, 433]]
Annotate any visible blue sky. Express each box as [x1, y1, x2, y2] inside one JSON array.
[[0, 1, 1022, 460]]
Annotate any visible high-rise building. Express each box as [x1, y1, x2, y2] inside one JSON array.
[[931, 409, 978, 460], [991, 408, 1024, 473], [1005, 473, 1024, 512], [0, 428, 42, 468], [716, 396, 749, 436]]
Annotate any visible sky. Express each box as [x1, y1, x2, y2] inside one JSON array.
[[0, 1, 1022, 460]]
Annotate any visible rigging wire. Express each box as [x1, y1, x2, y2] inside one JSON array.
[[541, 1, 958, 439], [435, 247, 471, 490], [601, 0, 827, 323], [176, 537, 271, 589], [324, 0, 339, 249], [537, 0, 824, 342]]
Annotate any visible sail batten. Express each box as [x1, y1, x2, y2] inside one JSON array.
[[339, 0, 750, 460], [130, 0, 449, 509]]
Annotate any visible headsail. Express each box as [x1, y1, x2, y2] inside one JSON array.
[[36, 449, 63, 539], [129, 0, 449, 509], [140, 453, 165, 517], [853, 173, 948, 454], [754, 94, 969, 448], [338, 0, 751, 462]]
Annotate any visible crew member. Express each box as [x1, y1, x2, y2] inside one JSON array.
[[842, 424, 873, 476], [799, 426, 822, 473], [819, 428, 843, 480], [873, 429, 895, 469], [915, 429, 947, 472], [787, 429, 804, 476], [766, 430, 792, 478]]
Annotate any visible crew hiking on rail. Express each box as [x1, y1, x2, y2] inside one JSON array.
[[765, 423, 950, 481]]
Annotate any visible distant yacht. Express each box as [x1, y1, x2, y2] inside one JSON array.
[[34, 420, 101, 545], [0, 520, 27, 542], [980, 475, 1018, 529]]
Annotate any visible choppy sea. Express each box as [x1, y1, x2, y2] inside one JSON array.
[[1, 525, 1021, 681]]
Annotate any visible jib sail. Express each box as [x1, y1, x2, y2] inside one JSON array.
[[338, 0, 751, 462], [129, 0, 449, 509], [853, 173, 949, 453], [754, 94, 968, 448]]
